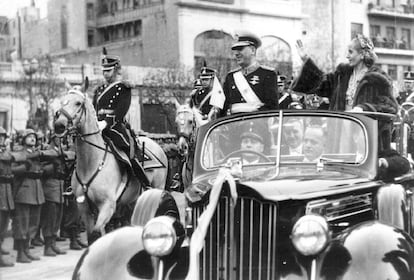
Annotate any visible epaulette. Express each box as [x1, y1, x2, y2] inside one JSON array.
[[259, 65, 275, 72], [229, 67, 242, 73]]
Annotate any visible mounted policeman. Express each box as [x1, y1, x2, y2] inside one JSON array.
[[93, 47, 149, 186]]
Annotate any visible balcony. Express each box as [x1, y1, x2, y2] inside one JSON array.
[[371, 36, 412, 50], [96, 4, 164, 28], [368, 3, 414, 20]]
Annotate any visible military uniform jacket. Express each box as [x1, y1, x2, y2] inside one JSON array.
[[190, 88, 213, 116], [13, 148, 45, 205], [42, 147, 66, 204], [0, 148, 17, 211], [222, 64, 279, 114], [93, 81, 132, 126]]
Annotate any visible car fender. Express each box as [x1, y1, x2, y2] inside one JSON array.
[[319, 221, 414, 280], [376, 183, 407, 230]]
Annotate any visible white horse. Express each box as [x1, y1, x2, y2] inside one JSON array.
[[54, 85, 168, 244]]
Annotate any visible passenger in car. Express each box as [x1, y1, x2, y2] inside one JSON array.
[[281, 118, 304, 155], [292, 35, 398, 114], [303, 125, 326, 162]]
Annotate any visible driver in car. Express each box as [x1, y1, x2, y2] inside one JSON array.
[[239, 121, 269, 164]]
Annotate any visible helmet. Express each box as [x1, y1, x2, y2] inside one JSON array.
[[22, 129, 37, 140]]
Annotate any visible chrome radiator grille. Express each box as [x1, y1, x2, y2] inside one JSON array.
[[306, 193, 373, 222], [193, 196, 278, 280]]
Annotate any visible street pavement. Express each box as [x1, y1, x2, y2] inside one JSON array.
[[0, 235, 86, 280]]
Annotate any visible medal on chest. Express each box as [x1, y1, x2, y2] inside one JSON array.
[[250, 76, 260, 85]]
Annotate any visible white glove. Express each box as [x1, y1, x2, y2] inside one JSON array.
[[348, 106, 363, 112], [98, 120, 107, 131]]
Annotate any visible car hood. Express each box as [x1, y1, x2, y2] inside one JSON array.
[[188, 170, 379, 203]]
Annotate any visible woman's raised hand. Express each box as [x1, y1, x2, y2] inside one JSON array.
[[296, 39, 308, 62]]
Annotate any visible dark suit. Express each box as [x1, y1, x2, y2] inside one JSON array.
[[222, 64, 279, 115]]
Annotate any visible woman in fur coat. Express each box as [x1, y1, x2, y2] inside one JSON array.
[[292, 34, 398, 114]]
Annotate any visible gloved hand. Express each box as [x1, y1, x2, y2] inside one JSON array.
[[98, 120, 107, 131]]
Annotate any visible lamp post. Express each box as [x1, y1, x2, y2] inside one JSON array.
[[22, 58, 39, 127]]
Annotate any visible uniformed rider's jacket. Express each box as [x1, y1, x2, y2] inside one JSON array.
[[93, 81, 131, 126]]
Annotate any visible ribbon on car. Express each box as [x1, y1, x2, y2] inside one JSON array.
[[185, 167, 238, 280]]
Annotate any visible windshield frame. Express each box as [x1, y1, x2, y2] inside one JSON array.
[[199, 111, 370, 171]]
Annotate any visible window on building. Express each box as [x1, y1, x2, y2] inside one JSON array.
[[383, 0, 395, 8], [61, 5, 68, 48], [386, 26, 396, 48], [87, 3, 94, 20], [134, 20, 142, 37], [0, 112, 7, 131], [401, 28, 411, 50], [388, 64, 397, 80], [351, 23, 363, 39], [13, 37, 15, 46], [88, 29, 94, 47], [142, 104, 176, 134], [370, 25, 382, 47]]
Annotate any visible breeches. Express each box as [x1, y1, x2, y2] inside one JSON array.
[[41, 201, 63, 237], [0, 210, 10, 239], [13, 203, 41, 240]]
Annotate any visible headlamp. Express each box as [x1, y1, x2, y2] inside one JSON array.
[[142, 216, 177, 257], [291, 215, 330, 256]]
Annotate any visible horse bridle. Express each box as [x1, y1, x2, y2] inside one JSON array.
[[176, 107, 196, 141], [56, 90, 100, 139]]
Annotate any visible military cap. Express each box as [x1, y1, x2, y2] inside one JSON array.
[[240, 120, 268, 143], [101, 47, 120, 71], [404, 71, 414, 81], [22, 128, 37, 140], [231, 30, 262, 50], [199, 66, 216, 78], [0, 127, 6, 135]]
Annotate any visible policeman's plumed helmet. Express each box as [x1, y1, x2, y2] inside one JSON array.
[[231, 30, 262, 50], [404, 71, 414, 81], [101, 47, 121, 71]]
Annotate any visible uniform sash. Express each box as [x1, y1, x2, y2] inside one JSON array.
[[96, 81, 123, 104], [232, 71, 263, 112]]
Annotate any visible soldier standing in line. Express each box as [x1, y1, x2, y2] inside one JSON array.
[[210, 30, 279, 117], [40, 134, 67, 256], [0, 127, 26, 267], [12, 129, 45, 263]]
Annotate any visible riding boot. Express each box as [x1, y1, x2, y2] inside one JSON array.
[[16, 240, 31, 263], [69, 229, 82, 250], [131, 157, 150, 187], [43, 237, 56, 257], [51, 236, 66, 255], [24, 239, 40, 261]]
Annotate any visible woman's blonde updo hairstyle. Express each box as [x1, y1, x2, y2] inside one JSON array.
[[352, 34, 378, 68]]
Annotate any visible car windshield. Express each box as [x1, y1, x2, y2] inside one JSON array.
[[201, 115, 367, 169]]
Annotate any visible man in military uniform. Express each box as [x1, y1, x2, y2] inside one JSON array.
[[12, 129, 45, 263], [402, 70, 414, 104], [189, 66, 217, 118], [211, 31, 279, 116], [40, 134, 67, 256], [0, 127, 25, 267], [93, 48, 149, 186]]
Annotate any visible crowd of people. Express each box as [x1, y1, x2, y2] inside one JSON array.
[[0, 129, 86, 267]]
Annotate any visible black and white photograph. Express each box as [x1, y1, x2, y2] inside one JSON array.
[[0, 0, 414, 279]]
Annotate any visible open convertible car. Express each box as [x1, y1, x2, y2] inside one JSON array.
[[74, 110, 414, 280]]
